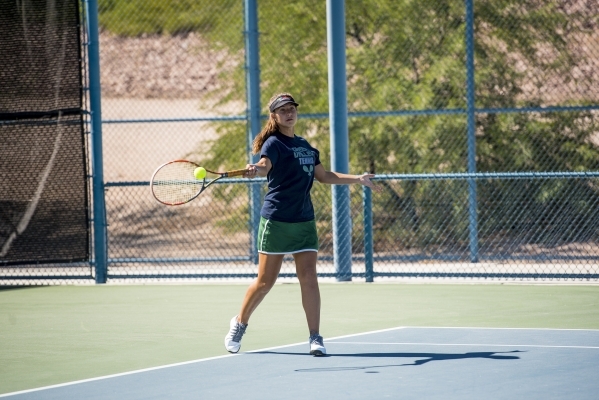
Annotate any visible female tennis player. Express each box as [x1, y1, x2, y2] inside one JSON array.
[[225, 93, 380, 356]]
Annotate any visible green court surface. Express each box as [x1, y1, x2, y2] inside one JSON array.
[[1, 283, 598, 394]]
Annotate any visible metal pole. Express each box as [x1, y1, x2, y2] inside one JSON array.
[[85, 0, 107, 283], [465, 0, 479, 263], [326, 0, 352, 281], [363, 185, 374, 282], [244, 0, 262, 265]]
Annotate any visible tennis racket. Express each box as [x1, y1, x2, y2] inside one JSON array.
[[150, 160, 249, 206]]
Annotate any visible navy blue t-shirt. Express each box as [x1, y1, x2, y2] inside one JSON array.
[[260, 132, 321, 222]]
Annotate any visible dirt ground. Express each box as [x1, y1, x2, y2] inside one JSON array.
[[101, 98, 226, 182], [99, 30, 244, 182]]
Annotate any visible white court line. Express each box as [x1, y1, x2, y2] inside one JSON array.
[[0, 326, 405, 398], [0, 353, 238, 398], [330, 342, 599, 350], [405, 326, 599, 332]]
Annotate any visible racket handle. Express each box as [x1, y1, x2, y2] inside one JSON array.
[[225, 168, 249, 177]]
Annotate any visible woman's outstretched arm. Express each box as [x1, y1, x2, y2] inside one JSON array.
[[314, 164, 381, 192]]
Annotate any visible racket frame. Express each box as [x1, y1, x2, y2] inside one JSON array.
[[150, 160, 248, 206]]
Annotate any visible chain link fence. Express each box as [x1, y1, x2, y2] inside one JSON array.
[[2, 0, 598, 284]]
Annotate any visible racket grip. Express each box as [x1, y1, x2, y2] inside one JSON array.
[[226, 168, 249, 177]]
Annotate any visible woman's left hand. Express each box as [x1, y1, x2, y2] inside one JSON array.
[[359, 174, 382, 193]]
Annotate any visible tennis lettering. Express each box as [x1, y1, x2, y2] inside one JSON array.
[[299, 157, 314, 165]]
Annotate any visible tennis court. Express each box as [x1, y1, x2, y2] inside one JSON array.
[[4, 326, 599, 399], [1, 284, 598, 399]]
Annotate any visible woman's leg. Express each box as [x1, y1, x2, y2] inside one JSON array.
[[293, 251, 320, 335], [237, 253, 284, 324]]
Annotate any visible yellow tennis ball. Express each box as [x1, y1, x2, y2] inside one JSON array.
[[194, 167, 206, 180]]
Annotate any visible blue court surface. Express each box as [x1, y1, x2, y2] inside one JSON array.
[[3, 327, 598, 399]]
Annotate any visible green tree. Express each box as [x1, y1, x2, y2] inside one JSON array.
[[204, 0, 599, 247]]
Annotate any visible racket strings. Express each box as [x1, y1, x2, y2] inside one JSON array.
[[152, 162, 204, 205]]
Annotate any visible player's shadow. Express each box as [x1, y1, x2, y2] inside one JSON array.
[[252, 350, 523, 372]]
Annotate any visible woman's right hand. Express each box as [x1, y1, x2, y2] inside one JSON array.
[[243, 157, 271, 178], [244, 164, 258, 178]]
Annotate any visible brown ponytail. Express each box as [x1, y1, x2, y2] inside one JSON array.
[[251, 92, 294, 155]]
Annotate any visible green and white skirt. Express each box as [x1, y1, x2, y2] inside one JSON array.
[[257, 217, 318, 254]]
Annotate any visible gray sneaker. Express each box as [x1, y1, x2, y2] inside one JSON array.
[[309, 334, 326, 356], [224, 316, 247, 353]]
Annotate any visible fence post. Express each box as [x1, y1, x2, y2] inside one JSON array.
[[327, 0, 352, 281], [363, 185, 374, 282], [244, 0, 261, 265], [85, 0, 107, 283], [465, 0, 479, 263]]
